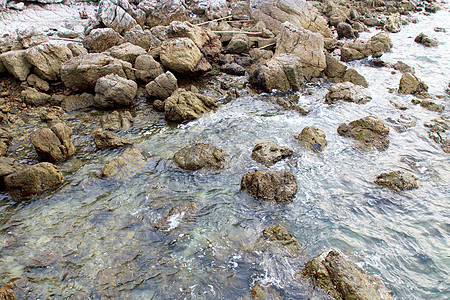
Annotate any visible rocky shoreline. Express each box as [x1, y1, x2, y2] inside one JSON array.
[[0, 0, 448, 298]]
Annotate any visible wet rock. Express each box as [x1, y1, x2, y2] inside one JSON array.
[[220, 63, 246, 76], [67, 43, 88, 57], [102, 147, 146, 181], [21, 87, 51, 106], [251, 283, 282, 300], [0, 157, 24, 189], [375, 170, 419, 192], [94, 73, 137, 109], [371, 31, 393, 51], [27, 74, 49, 92], [251, 142, 293, 167], [325, 82, 371, 104], [341, 40, 384, 62], [97, 0, 141, 35], [226, 33, 250, 54], [174, 143, 227, 170], [24, 42, 73, 81], [393, 61, 415, 74], [302, 250, 393, 300], [159, 37, 207, 74], [94, 130, 132, 149], [384, 13, 401, 33], [297, 126, 327, 152], [5, 162, 63, 199], [83, 28, 124, 53], [145, 71, 178, 100], [61, 93, 95, 112], [101, 110, 133, 130], [425, 117, 449, 153], [324, 52, 347, 78], [241, 170, 298, 203], [135, 54, 164, 83], [0, 50, 31, 81], [398, 73, 429, 97], [31, 122, 75, 162], [336, 22, 357, 39], [414, 33, 438, 47], [138, 0, 188, 28], [104, 42, 146, 64], [154, 201, 199, 232], [419, 100, 444, 112], [0, 128, 13, 156], [342, 69, 368, 88], [337, 115, 390, 151], [386, 115, 417, 133], [164, 88, 218, 122], [262, 224, 303, 255]]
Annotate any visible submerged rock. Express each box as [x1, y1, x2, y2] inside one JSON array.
[[61, 93, 95, 112], [393, 61, 415, 74], [241, 170, 298, 203], [164, 88, 218, 122], [174, 143, 227, 170], [102, 148, 145, 181], [375, 170, 419, 192], [154, 201, 199, 232], [297, 126, 327, 152], [0, 284, 16, 300], [251, 142, 293, 167], [418, 100, 444, 112], [325, 82, 372, 104], [414, 33, 438, 47], [262, 224, 303, 256], [337, 116, 390, 151], [425, 117, 449, 153], [31, 122, 75, 162], [94, 130, 132, 149], [251, 283, 282, 300]]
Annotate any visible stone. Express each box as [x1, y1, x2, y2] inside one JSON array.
[[0, 50, 31, 81], [67, 43, 88, 57], [262, 224, 303, 255], [341, 41, 385, 62], [153, 100, 165, 112], [31, 122, 75, 162], [102, 148, 146, 181], [336, 22, 357, 39], [337, 115, 390, 151], [414, 33, 438, 47], [94, 74, 137, 109], [0, 157, 24, 189], [5, 162, 63, 199], [220, 63, 246, 76], [251, 142, 293, 167], [324, 52, 347, 78], [124, 25, 161, 50], [83, 28, 124, 53], [17, 26, 49, 49], [138, 0, 188, 28], [371, 31, 392, 52], [61, 93, 95, 112], [174, 143, 227, 170], [21, 87, 51, 106], [226, 34, 250, 54], [251, 283, 282, 300], [342, 68, 368, 88], [297, 126, 327, 152], [145, 71, 178, 100], [384, 13, 401, 33], [375, 171, 419, 192], [164, 88, 218, 122], [398, 73, 429, 97], [135, 54, 164, 83], [104, 42, 147, 64], [249, 48, 273, 62], [419, 100, 444, 112], [24, 42, 73, 81], [393, 61, 415, 74], [94, 130, 132, 149], [97, 0, 139, 35], [101, 110, 133, 130], [325, 82, 371, 104], [160, 38, 206, 74], [241, 170, 298, 203], [27, 74, 49, 92], [153, 201, 199, 232]]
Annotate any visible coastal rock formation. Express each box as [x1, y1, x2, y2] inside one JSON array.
[[123, 25, 161, 50], [398, 73, 429, 97], [31, 122, 75, 162], [145, 71, 178, 100], [138, 0, 188, 28], [102, 147, 145, 181], [83, 28, 124, 53], [324, 53, 367, 87], [164, 88, 218, 122], [0, 50, 31, 81], [135, 54, 164, 83], [174, 143, 227, 170], [251, 142, 293, 167], [94, 130, 132, 149], [104, 42, 146, 64], [159, 37, 208, 74], [27, 74, 49, 92], [101, 110, 133, 130], [337, 116, 390, 150], [21, 87, 51, 106], [0, 157, 24, 189], [261, 224, 303, 255], [325, 82, 372, 104], [414, 33, 438, 47], [297, 126, 327, 152], [341, 32, 392, 62], [0, 128, 13, 156], [97, 0, 144, 35], [375, 170, 419, 192], [94, 73, 137, 108], [336, 22, 357, 39], [60, 93, 95, 112]]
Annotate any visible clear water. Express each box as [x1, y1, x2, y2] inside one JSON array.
[[0, 7, 449, 300]]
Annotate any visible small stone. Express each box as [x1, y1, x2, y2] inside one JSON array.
[[251, 142, 293, 167], [102, 148, 146, 181], [94, 130, 132, 149], [414, 33, 438, 47], [375, 170, 419, 192]]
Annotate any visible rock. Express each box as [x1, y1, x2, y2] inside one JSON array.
[[153, 99, 165, 112], [297, 126, 327, 152], [275, 22, 326, 80], [145, 71, 178, 100], [393, 61, 415, 74], [27, 74, 49, 92], [220, 63, 246, 76], [31, 122, 75, 162], [164, 88, 218, 122], [174, 143, 227, 170], [262, 224, 303, 255], [24, 42, 73, 81], [341, 40, 385, 62], [384, 13, 401, 33], [336, 22, 357, 39], [17, 27, 49, 49], [371, 31, 392, 52], [251, 283, 282, 300], [337, 115, 390, 151], [0, 128, 12, 156], [5, 162, 63, 199], [226, 33, 250, 54], [135, 54, 164, 83], [104, 42, 146, 64], [67, 43, 88, 57], [159, 37, 206, 74], [419, 100, 444, 112], [138, 0, 188, 28], [21, 87, 51, 106], [425, 117, 450, 153], [302, 251, 393, 300], [375, 170, 419, 192], [342, 68, 368, 88], [324, 52, 347, 78], [94, 130, 132, 149], [94, 74, 137, 109], [61, 93, 95, 112], [0, 50, 31, 81], [101, 147, 145, 181], [97, 0, 140, 35], [249, 48, 273, 62], [251, 142, 293, 167], [101, 110, 133, 130], [61, 53, 134, 92], [398, 73, 429, 97], [0, 157, 24, 189], [325, 82, 371, 104], [124, 25, 156, 49], [154, 201, 199, 232], [414, 33, 438, 47], [386, 115, 417, 133], [83, 28, 124, 53]]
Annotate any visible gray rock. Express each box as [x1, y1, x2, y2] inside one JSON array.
[[123, 25, 161, 49], [101, 110, 133, 130], [160, 37, 206, 74], [0, 50, 31, 81], [67, 43, 88, 57], [102, 148, 145, 181], [61, 93, 95, 112], [325, 82, 371, 104], [226, 34, 250, 54], [164, 88, 218, 122], [375, 170, 419, 192], [220, 63, 246, 76], [31, 122, 75, 162], [94, 130, 132, 149], [97, 0, 139, 34], [94, 73, 137, 108], [104, 42, 147, 64], [342, 68, 368, 88], [251, 142, 293, 167], [393, 61, 415, 74], [27, 74, 49, 92], [21, 87, 51, 106], [83, 28, 124, 53], [138, 0, 188, 28], [174, 143, 227, 170], [145, 71, 178, 100], [337, 22, 357, 39], [384, 13, 401, 33], [135, 54, 164, 83]]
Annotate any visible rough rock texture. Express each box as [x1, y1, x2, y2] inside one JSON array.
[[123, 25, 160, 49], [135, 54, 164, 83], [425, 117, 450, 153], [94, 73, 137, 108], [102, 147, 146, 181], [275, 22, 325, 80], [375, 170, 419, 192], [174, 143, 227, 170], [153, 201, 199, 232], [97, 0, 142, 35], [138, 0, 188, 28], [24, 42, 73, 81], [324, 53, 367, 87], [0, 50, 31, 81], [241, 170, 298, 203], [67, 43, 88, 57], [101, 110, 133, 130], [27, 74, 50, 92], [220, 63, 246, 76], [337, 115, 390, 151], [370, 31, 392, 51], [337, 22, 357, 39], [5, 162, 63, 199], [61, 93, 95, 112], [297, 126, 327, 152], [94, 130, 132, 149], [164, 88, 218, 122], [414, 33, 438, 47], [251, 142, 293, 167], [159, 37, 205, 74], [341, 32, 391, 62], [226, 33, 250, 54], [0, 157, 24, 189], [419, 100, 444, 112], [262, 224, 303, 255], [83, 28, 124, 53], [0, 284, 17, 300], [31, 122, 75, 162], [21, 87, 51, 106], [398, 73, 429, 97], [393, 61, 415, 74], [104, 42, 146, 64], [0, 128, 13, 156], [145, 71, 178, 100], [342, 68, 368, 87], [325, 82, 371, 104], [384, 13, 401, 33], [251, 283, 282, 300]]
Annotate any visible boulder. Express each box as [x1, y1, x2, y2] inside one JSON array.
[[419, 100, 444, 112], [27, 74, 50, 92], [384, 13, 401, 33], [341, 40, 385, 62], [398, 73, 429, 97], [104, 42, 147, 64], [124, 25, 159, 50], [220, 63, 246, 76], [275, 22, 325, 80], [375, 170, 419, 192], [297, 126, 327, 152], [342, 68, 368, 88], [101, 147, 146, 181], [0, 284, 17, 300], [135, 54, 164, 83], [324, 52, 347, 78], [337, 115, 390, 151], [138, 0, 188, 28], [31, 122, 75, 162], [94, 130, 132, 149], [21, 87, 51, 106], [262, 224, 303, 255], [0, 50, 31, 81], [61, 93, 95, 112], [5, 162, 63, 199], [0, 157, 24, 189], [17, 27, 49, 49], [226, 34, 250, 54], [241, 170, 298, 203], [83, 28, 124, 53], [24, 42, 73, 81], [145, 71, 178, 100], [251, 142, 293, 167], [67, 43, 88, 57], [174, 143, 227, 170], [336, 22, 357, 39], [325, 82, 371, 104], [393, 61, 415, 74], [101, 110, 133, 130], [371, 31, 392, 52], [414, 33, 438, 47], [164, 88, 218, 122], [159, 38, 207, 74], [94, 73, 137, 108], [97, 0, 141, 35]]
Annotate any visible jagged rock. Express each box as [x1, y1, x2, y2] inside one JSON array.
[[414, 33, 438, 47], [220, 63, 246, 76], [153, 100, 165, 112], [384, 13, 401, 33], [145, 71, 178, 100], [102, 148, 145, 181], [27, 74, 49, 92], [67, 43, 88, 57], [83, 28, 124, 53], [425, 117, 450, 153], [31, 122, 75, 162], [135, 54, 164, 83], [0, 128, 12, 156], [24, 42, 73, 81], [153, 201, 199, 232], [174, 143, 227, 170], [371, 31, 392, 51], [61, 93, 95, 112], [0, 50, 31, 81], [251, 283, 282, 300], [325, 82, 371, 104], [262, 224, 303, 255], [17, 27, 49, 49], [94, 73, 137, 108], [393, 61, 415, 74], [325, 2, 348, 26], [21, 87, 51, 106], [341, 31, 391, 62], [0, 36, 22, 54], [398, 73, 429, 97], [297, 126, 327, 152], [418, 100, 444, 112], [251, 142, 293, 167], [226, 33, 250, 54], [0, 157, 24, 189], [123, 25, 161, 49], [101, 110, 133, 130], [159, 37, 208, 74], [164, 88, 218, 122], [97, 0, 140, 35], [61, 53, 134, 92], [249, 48, 273, 62], [337, 115, 390, 151], [138, 0, 188, 28], [324, 53, 347, 78], [104, 42, 147, 64], [342, 68, 368, 88], [337, 22, 357, 39], [375, 170, 419, 192], [241, 170, 298, 203], [94, 130, 132, 149]]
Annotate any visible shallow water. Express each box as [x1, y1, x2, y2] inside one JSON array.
[[0, 6, 449, 300]]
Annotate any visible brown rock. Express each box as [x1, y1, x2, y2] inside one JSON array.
[[297, 126, 327, 152], [174, 143, 227, 170], [251, 142, 293, 167], [94, 130, 132, 149], [375, 170, 419, 192], [31, 122, 75, 162]]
